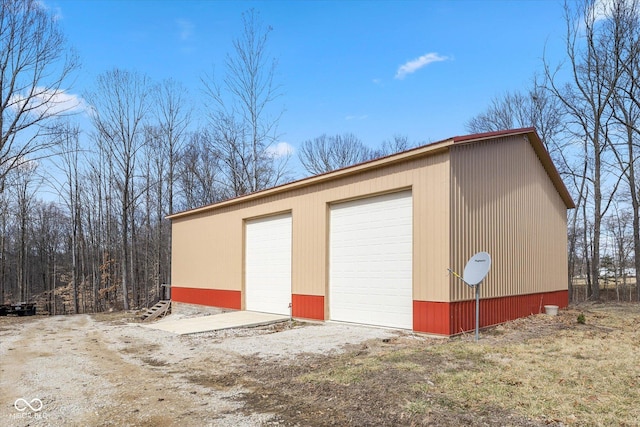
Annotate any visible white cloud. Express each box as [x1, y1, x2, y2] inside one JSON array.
[[36, 1, 63, 21], [10, 87, 87, 117], [588, 0, 640, 22], [394, 52, 448, 80], [267, 142, 295, 158], [177, 19, 194, 41], [590, 0, 614, 21], [50, 5, 63, 22], [345, 114, 368, 121]]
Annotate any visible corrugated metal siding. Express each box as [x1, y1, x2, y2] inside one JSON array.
[[413, 152, 450, 302], [172, 133, 568, 316], [449, 135, 568, 302], [171, 287, 241, 309], [171, 212, 243, 292], [449, 290, 569, 334], [413, 301, 450, 335], [414, 290, 568, 335], [292, 294, 324, 320]]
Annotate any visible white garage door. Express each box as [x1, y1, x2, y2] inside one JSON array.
[[245, 213, 292, 315], [329, 190, 413, 329]]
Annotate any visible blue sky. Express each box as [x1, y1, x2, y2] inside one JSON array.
[[49, 0, 569, 165]]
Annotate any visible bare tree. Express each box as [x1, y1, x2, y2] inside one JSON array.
[[604, 203, 634, 300], [0, 175, 8, 302], [177, 131, 223, 209], [0, 0, 79, 188], [203, 9, 288, 198], [32, 202, 64, 312], [299, 133, 374, 175], [466, 76, 564, 157], [50, 121, 82, 313], [544, 0, 629, 300], [84, 141, 116, 312], [152, 79, 191, 299], [155, 79, 191, 216], [373, 135, 414, 158], [87, 69, 152, 310], [11, 161, 40, 302], [607, 0, 640, 301]]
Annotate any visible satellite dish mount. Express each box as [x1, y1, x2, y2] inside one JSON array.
[[448, 252, 491, 341]]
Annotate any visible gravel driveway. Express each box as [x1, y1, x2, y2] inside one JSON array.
[[0, 312, 399, 426]]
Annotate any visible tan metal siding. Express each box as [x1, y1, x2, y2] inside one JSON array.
[[171, 152, 451, 305], [171, 211, 243, 291], [413, 154, 450, 302], [449, 135, 568, 301]]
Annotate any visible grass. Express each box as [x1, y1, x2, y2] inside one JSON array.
[[91, 310, 141, 323], [299, 356, 383, 385], [404, 304, 640, 426], [140, 356, 168, 367], [168, 303, 640, 426]]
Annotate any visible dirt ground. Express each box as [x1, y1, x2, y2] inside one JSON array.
[[1, 303, 639, 426]]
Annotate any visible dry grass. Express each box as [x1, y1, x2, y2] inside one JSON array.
[[240, 303, 640, 426], [140, 356, 169, 367], [90, 310, 142, 323], [299, 356, 383, 385], [406, 304, 640, 425]]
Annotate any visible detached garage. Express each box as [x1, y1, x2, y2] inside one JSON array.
[[168, 128, 575, 336]]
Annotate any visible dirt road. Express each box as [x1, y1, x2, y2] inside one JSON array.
[[0, 312, 395, 426]]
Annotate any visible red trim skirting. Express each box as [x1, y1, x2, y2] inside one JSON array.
[[172, 287, 241, 310], [414, 290, 568, 336], [413, 301, 451, 335], [292, 294, 325, 320]]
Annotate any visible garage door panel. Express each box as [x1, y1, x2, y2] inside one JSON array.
[[330, 191, 413, 329], [245, 213, 292, 315]]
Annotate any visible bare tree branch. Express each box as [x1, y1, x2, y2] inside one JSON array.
[[0, 0, 79, 188], [202, 9, 289, 199]]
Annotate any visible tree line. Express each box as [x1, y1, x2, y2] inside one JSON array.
[[0, 4, 292, 312], [0, 2, 416, 313], [3, 0, 640, 313]]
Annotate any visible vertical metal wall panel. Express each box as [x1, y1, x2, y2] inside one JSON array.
[[413, 154, 451, 302], [448, 290, 569, 334], [171, 210, 244, 292], [449, 136, 568, 303], [291, 294, 324, 320]]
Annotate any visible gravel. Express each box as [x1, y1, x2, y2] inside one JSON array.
[[195, 322, 398, 359], [0, 312, 402, 426]]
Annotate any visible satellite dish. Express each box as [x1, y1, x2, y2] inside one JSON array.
[[463, 252, 491, 286], [448, 251, 492, 341]]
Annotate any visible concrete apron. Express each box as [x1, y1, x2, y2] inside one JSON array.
[[141, 310, 289, 335]]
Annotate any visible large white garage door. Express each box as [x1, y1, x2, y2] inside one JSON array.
[[245, 213, 292, 315], [329, 190, 413, 329]]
